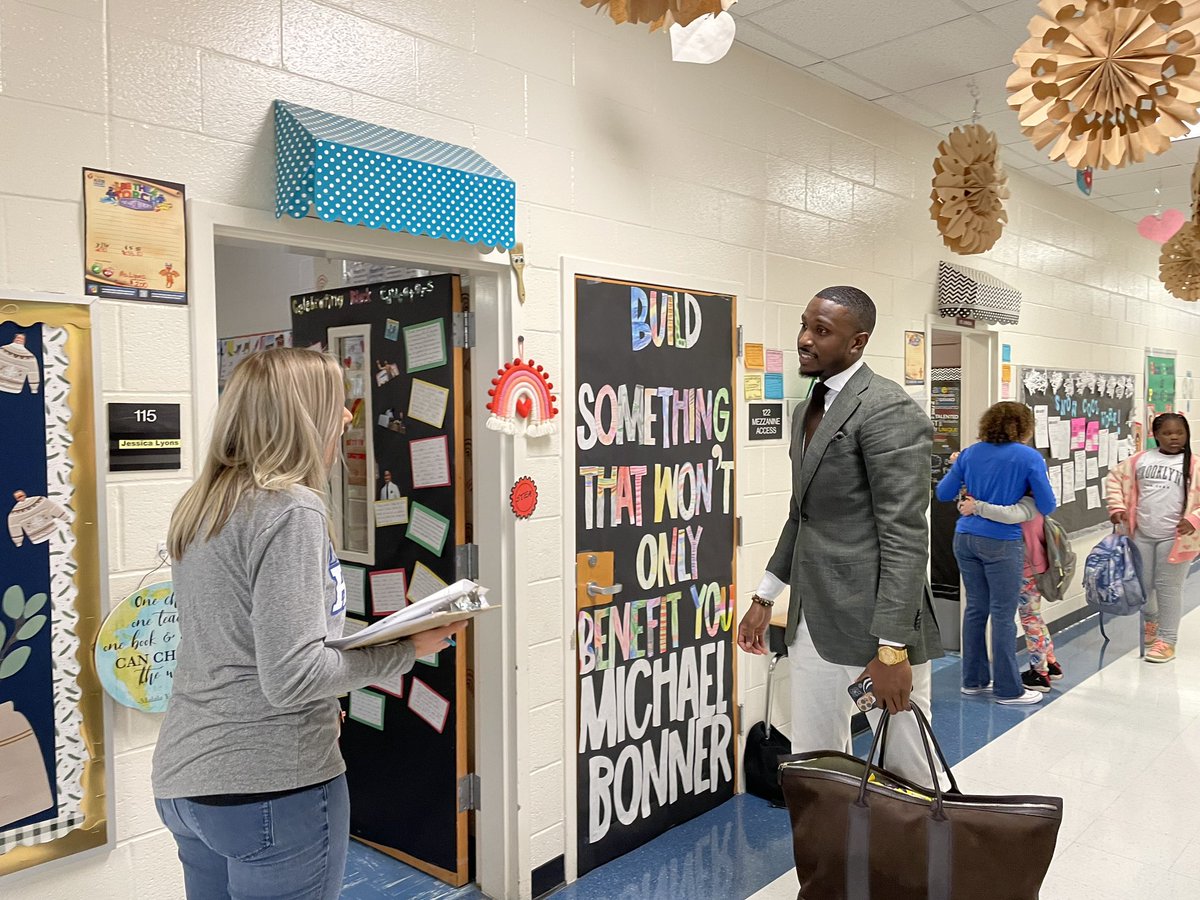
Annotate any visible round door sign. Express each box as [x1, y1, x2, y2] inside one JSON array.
[[94, 581, 178, 712]]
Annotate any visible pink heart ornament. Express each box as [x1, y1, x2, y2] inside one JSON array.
[[1138, 209, 1186, 243]]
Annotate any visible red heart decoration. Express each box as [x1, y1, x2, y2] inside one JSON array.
[[1137, 209, 1186, 244], [516, 395, 532, 419]]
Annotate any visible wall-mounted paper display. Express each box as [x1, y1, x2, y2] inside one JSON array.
[[904, 331, 925, 385], [743, 342, 764, 370], [0, 298, 110, 877], [82, 169, 187, 303]]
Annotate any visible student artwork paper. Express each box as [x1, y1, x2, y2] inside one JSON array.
[[743, 343, 764, 370], [1071, 418, 1086, 451], [408, 379, 450, 429], [1086, 421, 1100, 452], [763, 373, 784, 400], [369, 568, 407, 615], [764, 349, 784, 374], [1086, 456, 1100, 480], [1047, 465, 1063, 504], [1049, 420, 1070, 460], [348, 689, 386, 730], [343, 564, 367, 616], [374, 497, 409, 527], [744, 374, 763, 401], [1073, 451, 1087, 491], [370, 671, 404, 699], [1061, 462, 1075, 501], [407, 502, 451, 556], [409, 436, 452, 489], [408, 678, 451, 733], [1086, 486, 1101, 510], [403, 320, 447, 373], [1034, 406, 1050, 449]]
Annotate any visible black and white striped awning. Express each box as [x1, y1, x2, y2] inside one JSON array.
[[937, 261, 1021, 325]]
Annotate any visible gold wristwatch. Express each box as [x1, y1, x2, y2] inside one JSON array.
[[876, 645, 909, 666]]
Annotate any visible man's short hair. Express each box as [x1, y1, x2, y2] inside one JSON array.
[[815, 285, 877, 334]]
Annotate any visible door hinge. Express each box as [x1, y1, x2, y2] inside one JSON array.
[[458, 773, 481, 812], [737, 325, 744, 359], [456, 543, 479, 581], [737, 703, 745, 735], [736, 516, 743, 548], [453, 311, 475, 348]]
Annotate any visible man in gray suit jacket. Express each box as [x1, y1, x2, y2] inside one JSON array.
[[738, 286, 944, 787]]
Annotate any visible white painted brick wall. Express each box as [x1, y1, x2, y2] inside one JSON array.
[[3, 0, 1200, 893]]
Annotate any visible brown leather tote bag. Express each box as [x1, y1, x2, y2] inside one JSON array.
[[779, 704, 1062, 900]]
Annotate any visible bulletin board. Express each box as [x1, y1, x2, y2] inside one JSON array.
[[1018, 366, 1137, 535], [290, 275, 468, 885], [1145, 353, 1176, 449], [0, 297, 110, 878], [573, 275, 737, 876]]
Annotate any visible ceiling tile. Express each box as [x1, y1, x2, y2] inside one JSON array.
[[1000, 141, 1046, 170], [747, 0, 966, 59], [956, 0, 1013, 9], [873, 93, 947, 128], [836, 17, 1014, 93], [901, 64, 1013, 124], [730, 0, 791, 15], [735, 20, 821, 69], [980, 0, 1038, 40], [804, 61, 891, 100], [1022, 165, 1073, 186]]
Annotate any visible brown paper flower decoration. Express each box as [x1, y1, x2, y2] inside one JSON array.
[[930, 124, 1011, 255], [580, 0, 722, 30], [1159, 148, 1200, 301], [1007, 0, 1200, 170]]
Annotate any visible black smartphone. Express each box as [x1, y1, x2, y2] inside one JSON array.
[[847, 676, 881, 713]]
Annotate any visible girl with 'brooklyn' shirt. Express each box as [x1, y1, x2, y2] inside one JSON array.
[[1107, 413, 1200, 664], [152, 348, 463, 899]]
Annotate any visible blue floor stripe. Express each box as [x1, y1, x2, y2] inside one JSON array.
[[345, 577, 1199, 899]]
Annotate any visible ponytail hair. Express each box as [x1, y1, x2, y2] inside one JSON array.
[[1151, 412, 1192, 506]]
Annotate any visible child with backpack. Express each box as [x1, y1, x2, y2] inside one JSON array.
[[1106, 412, 1200, 663], [958, 494, 1065, 692]]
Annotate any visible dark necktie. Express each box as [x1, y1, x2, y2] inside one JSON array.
[[805, 381, 829, 448]]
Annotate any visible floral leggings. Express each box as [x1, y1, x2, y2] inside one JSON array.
[[1019, 576, 1058, 675]]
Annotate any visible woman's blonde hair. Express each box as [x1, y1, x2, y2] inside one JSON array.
[[168, 348, 345, 559]]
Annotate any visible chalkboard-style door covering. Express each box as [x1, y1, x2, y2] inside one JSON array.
[[574, 274, 738, 876], [290, 274, 469, 885]]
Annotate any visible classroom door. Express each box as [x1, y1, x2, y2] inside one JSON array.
[[290, 273, 470, 886]]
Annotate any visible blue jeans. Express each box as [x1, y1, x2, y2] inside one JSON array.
[[955, 533, 1026, 699], [156, 775, 349, 900]]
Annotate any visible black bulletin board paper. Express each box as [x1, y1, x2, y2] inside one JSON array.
[[574, 275, 737, 876], [291, 274, 464, 878], [1018, 367, 1136, 535]]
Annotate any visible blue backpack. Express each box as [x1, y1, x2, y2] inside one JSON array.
[[1083, 533, 1146, 617]]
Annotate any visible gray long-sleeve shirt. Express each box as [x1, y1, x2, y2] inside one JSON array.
[[152, 485, 414, 799]]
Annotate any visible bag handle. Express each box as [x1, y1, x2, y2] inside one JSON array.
[[855, 702, 957, 814]]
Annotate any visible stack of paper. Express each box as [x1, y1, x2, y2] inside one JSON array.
[[327, 579, 493, 650]]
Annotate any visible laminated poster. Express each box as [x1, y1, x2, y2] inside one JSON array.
[[83, 169, 187, 303]]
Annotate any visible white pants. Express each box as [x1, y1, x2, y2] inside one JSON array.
[[788, 617, 944, 790]]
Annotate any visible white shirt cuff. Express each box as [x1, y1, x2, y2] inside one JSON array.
[[878, 638, 905, 647], [754, 572, 787, 601]]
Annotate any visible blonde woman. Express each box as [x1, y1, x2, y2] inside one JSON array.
[[152, 349, 462, 899]]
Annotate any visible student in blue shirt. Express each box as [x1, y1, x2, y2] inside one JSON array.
[[937, 402, 1056, 705]]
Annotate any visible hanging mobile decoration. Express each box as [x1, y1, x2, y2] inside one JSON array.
[[1138, 183, 1186, 243], [1076, 166, 1094, 196], [1007, 0, 1200, 170], [581, 0, 722, 30], [1159, 147, 1200, 301], [930, 85, 1010, 255], [486, 337, 559, 436]]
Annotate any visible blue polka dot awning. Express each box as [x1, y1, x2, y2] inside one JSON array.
[[274, 100, 516, 250]]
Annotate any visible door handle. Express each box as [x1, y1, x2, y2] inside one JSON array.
[[587, 581, 623, 597]]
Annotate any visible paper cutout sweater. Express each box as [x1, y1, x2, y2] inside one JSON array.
[[0, 333, 40, 395], [8, 491, 67, 547]]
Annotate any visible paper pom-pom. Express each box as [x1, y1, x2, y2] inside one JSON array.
[[1007, 0, 1200, 170], [930, 124, 1010, 255], [580, 0, 722, 30]]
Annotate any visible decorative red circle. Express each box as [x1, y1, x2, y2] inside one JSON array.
[[510, 476, 538, 519]]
